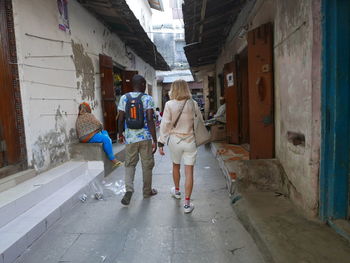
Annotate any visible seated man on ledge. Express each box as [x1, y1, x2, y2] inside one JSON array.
[[76, 102, 122, 168], [206, 97, 226, 126]]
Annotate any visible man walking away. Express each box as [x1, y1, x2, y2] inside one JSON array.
[[118, 75, 158, 205]]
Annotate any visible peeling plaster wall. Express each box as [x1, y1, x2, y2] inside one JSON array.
[[12, 0, 157, 172], [213, 0, 321, 217]]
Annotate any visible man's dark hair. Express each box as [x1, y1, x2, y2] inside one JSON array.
[[132, 74, 146, 92], [156, 107, 160, 111]]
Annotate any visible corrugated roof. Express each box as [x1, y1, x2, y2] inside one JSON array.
[[78, 0, 170, 71], [183, 0, 247, 68]]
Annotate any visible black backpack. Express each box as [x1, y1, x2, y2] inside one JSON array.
[[125, 93, 145, 129]]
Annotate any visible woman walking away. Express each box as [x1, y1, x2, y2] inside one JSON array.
[[76, 102, 122, 168], [158, 80, 202, 214]]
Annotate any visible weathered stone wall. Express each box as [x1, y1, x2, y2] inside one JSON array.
[[214, 0, 321, 217], [274, 0, 321, 217], [12, 0, 157, 171]]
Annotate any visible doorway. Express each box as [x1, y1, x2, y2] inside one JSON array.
[[320, 0, 350, 221], [236, 48, 250, 147], [223, 50, 250, 147], [247, 22, 275, 159], [0, 0, 26, 178], [99, 54, 137, 141]]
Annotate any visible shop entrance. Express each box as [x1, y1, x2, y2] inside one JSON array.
[[99, 54, 137, 141]]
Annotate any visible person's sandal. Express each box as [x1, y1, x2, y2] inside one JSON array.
[[112, 160, 123, 168], [144, 188, 158, 198]]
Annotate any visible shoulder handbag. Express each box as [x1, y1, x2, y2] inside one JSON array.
[[190, 100, 211, 147]]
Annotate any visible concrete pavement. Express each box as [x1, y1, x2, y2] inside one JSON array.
[[14, 146, 265, 263]]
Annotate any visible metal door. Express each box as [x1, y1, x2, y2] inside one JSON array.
[[0, 1, 21, 168], [122, 70, 138, 94], [224, 61, 240, 144], [99, 54, 118, 141], [247, 23, 275, 159]]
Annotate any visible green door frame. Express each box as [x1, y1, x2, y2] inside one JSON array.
[[319, 0, 350, 221]]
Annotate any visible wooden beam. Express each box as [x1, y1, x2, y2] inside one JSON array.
[[193, 8, 240, 27], [198, 25, 224, 38], [198, 0, 208, 43], [206, 0, 243, 16]]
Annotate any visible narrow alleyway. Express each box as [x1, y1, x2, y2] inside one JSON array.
[[15, 146, 265, 263]]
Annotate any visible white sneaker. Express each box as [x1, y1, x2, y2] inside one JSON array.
[[184, 203, 194, 214], [171, 187, 181, 199]]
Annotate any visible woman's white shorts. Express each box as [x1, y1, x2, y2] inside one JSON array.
[[168, 135, 197, 166]]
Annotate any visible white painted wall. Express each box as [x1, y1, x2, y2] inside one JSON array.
[[125, 0, 153, 36], [12, 0, 157, 171], [152, 0, 183, 29]]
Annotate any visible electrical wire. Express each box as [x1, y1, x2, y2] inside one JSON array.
[[22, 80, 78, 90], [18, 63, 99, 75], [25, 33, 72, 44], [30, 97, 77, 101]]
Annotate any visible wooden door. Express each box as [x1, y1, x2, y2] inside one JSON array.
[[122, 70, 138, 94], [237, 49, 250, 144], [0, 1, 21, 169], [247, 23, 275, 159], [99, 54, 117, 141], [224, 61, 240, 144]]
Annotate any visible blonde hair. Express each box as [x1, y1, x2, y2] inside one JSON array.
[[169, 79, 192, 100]]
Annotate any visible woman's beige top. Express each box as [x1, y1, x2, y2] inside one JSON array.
[[158, 99, 201, 144]]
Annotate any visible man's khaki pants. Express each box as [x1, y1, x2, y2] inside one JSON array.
[[125, 140, 155, 196]]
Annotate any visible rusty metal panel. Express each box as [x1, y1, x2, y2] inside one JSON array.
[[224, 61, 240, 144], [99, 54, 118, 141], [247, 23, 275, 159]]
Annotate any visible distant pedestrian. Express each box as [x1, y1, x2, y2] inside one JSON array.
[[155, 107, 162, 127], [76, 102, 122, 168], [118, 75, 158, 205], [158, 80, 202, 213]]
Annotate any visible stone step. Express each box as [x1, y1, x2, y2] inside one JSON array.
[[70, 143, 125, 176], [0, 169, 36, 194], [0, 161, 104, 263], [211, 142, 286, 195], [0, 162, 87, 229]]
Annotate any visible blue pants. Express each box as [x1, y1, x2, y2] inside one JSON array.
[[88, 130, 115, 161]]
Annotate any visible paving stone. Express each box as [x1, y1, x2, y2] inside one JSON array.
[[16, 146, 265, 263], [14, 230, 79, 263], [60, 233, 125, 263]]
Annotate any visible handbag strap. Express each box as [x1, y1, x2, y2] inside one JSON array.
[[190, 99, 197, 131], [173, 99, 188, 128]]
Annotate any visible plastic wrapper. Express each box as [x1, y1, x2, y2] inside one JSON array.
[[102, 179, 125, 196], [89, 180, 104, 200]]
